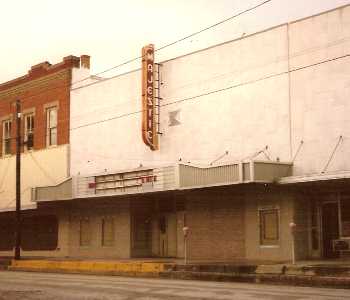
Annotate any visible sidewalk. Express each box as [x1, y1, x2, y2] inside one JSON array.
[[3, 257, 350, 289], [162, 260, 350, 289]]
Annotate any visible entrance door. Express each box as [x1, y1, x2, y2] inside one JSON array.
[[158, 214, 177, 257], [322, 202, 340, 258], [132, 214, 152, 257]]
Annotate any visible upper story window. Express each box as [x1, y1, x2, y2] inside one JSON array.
[[2, 119, 12, 156], [46, 107, 57, 147], [24, 113, 34, 150]]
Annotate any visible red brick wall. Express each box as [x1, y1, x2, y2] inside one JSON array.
[[0, 57, 79, 156], [186, 189, 245, 261]]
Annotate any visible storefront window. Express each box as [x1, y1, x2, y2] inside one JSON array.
[[0, 217, 14, 251], [21, 215, 58, 251]]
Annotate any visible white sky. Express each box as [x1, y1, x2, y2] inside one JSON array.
[[1, 0, 350, 83]]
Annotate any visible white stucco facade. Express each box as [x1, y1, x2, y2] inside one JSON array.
[[70, 5, 350, 179], [0, 145, 69, 211]]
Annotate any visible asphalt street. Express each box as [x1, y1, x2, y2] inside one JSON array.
[[0, 271, 349, 300]]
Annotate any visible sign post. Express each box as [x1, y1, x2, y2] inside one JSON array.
[[183, 226, 189, 265], [289, 222, 296, 265]]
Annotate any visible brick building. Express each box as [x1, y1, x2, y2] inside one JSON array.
[[0, 55, 90, 255]]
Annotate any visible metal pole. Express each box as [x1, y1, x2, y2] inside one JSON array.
[[183, 213, 188, 265], [291, 236, 295, 265], [14, 99, 21, 260], [184, 236, 187, 265], [289, 222, 296, 265]]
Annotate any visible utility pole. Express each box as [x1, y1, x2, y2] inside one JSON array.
[[14, 99, 21, 260]]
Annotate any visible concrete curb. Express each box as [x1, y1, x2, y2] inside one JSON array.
[[160, 271, 350, 289], [5, 260, 350, 289], [9, 260, 167, 277]]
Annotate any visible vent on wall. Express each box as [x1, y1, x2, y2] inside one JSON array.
[[168, 110, 181, 126]]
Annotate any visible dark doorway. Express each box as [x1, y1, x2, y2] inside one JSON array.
[[322, 202, 340, 258], [131, 214, 152, 257], [21, 215, 58, 251]]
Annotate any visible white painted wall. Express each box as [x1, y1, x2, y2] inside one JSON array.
[[289, 6, 350, 174], [0, 145, 69, 211], [70, 5, 350, 178]]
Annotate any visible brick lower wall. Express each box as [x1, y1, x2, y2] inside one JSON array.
[[68, 199, 131, 259], [186, 189, 245, 261]]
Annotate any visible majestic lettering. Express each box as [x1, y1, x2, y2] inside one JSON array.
[[141, 44, 158, 150]]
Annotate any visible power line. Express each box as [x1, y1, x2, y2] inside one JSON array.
[[68, 36, 350, 122], [1, 17, 349, 108], [69, 53, 350, 131], [321, 135, 344, 174], [70, 0, 273, 87], [0, 0, 272, 99], [155, 0, 272, 52], [28, 152, 57, 184], [3, 50, 348, 134], [66, 35, 350, 123], [2, 187, 31, 210]]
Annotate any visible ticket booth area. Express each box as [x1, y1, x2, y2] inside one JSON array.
[[130, 195, 185, 258]]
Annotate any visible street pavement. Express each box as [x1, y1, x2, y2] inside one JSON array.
[[0, 271, 349, 300]]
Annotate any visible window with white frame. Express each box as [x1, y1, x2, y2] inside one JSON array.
[[46, 107, 57, 146], [259, 208, 280, 246], [24, 113, 34, 150], [2, 120, 11, 156]]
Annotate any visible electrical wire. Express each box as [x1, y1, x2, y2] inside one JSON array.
[[68, 35, 350, 122], [1, 24, 349, 114], [0, 0, 273, 102], [28, 152, 57, 184], [2, 51, 349, 144], [1, 187, 32, 209], [69, 53, 350, 131], [321, 135, 344, 174], [70, 0, 273, 87], [1, 41, 349, 175], [0, 154, 58, 209]]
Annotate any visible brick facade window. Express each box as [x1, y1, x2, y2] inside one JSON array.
[[259, 208, 280, 246], [2, 119, 12, 156], [24, 113, 34, 150], [46, 107, 57, 146], [101, 217, 114, 247]]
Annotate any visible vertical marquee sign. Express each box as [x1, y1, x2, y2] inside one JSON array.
[[141, 44, 158, 150]]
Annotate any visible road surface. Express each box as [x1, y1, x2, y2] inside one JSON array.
[[0, 271, 349, 299]]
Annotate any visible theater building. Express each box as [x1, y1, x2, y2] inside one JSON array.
[[2, 4, 350, 262]]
